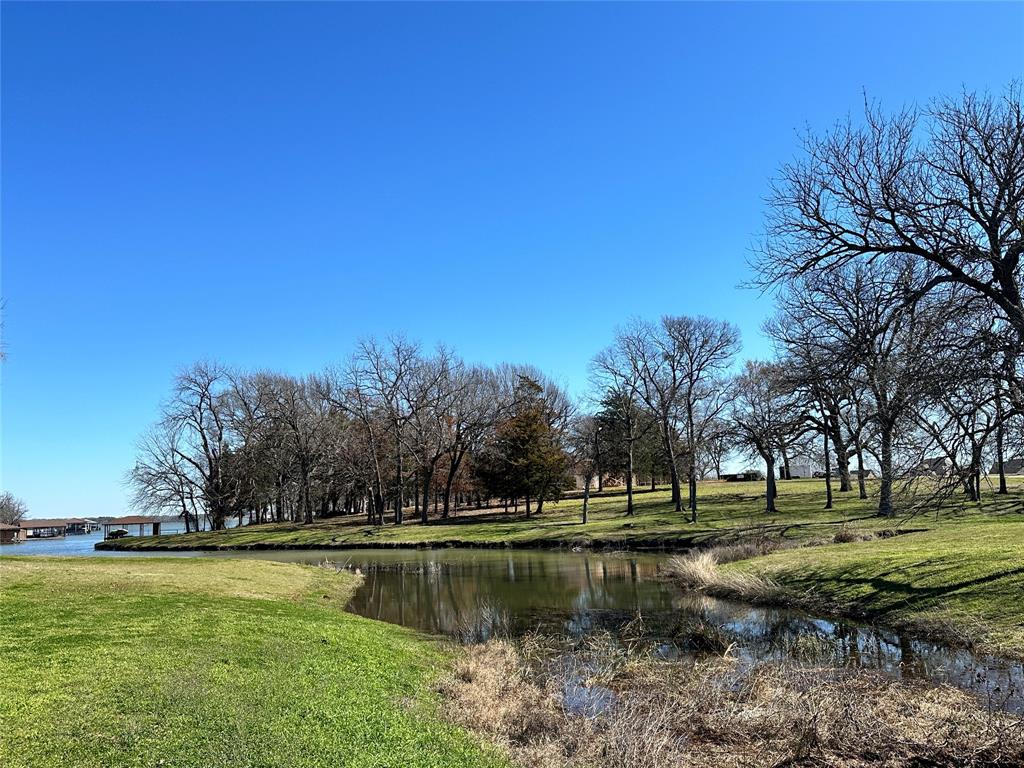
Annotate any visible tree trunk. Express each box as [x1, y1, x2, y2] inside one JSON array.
[[442, 449, 467, 519], [420, 467, 432, 524], [582, 477, 590, 524], [625, 438, 635, 516], [373, 488, 386, 526], [663, 423, 682, 513], [765, 456, 777, 513], [995, 390, 1008, 494], [394, 442, 404, 525], [688, 460, 698, 524], [828, 412, 852, 492], [856, 445, 868, 499], [301, 463, 314, 525], [878, 424, 894, 517], [823, 427, 833, 510]]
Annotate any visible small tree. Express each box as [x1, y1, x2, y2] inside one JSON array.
[[730, 362, 802, 513], [567, 415, 601, 524], [0, 492, 28, 525]]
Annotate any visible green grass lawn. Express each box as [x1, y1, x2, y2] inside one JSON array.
[[726, 517, 1024, 657], [98, 477, 1024, 553], [0, 557, 506, 768]]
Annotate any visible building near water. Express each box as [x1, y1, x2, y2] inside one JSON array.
[[17, 519, 71, 539], [0, 523, 19, 544], [101, 516, 169, 540]]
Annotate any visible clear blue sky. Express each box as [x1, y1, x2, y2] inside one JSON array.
[[3, 2, 1021, 518]]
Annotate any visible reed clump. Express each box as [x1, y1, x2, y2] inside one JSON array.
[[665, 549, 782, 603]]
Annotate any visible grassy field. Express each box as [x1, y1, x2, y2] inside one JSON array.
[[723, 517, 1024, 656], [98, 477, 1024, 552], [0, 557, 506, 768]]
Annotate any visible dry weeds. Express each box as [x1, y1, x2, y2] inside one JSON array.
[[833, 528, 876, 543], [665, 549, 782, 603], [438, 638, 1024, 767]]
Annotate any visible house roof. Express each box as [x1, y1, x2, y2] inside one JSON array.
[[19, 518, 78, 529], [105, 516, 168, 525], [990, 459, 1024, 475]]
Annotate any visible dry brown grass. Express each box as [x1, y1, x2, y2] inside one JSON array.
[[439, 638, 1024, 768], [665, 549, 782, 603], [833, 527, 876, 543]]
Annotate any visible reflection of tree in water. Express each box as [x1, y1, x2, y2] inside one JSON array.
[[343, 550, 1024, 713], [346, 551, 668, 640]]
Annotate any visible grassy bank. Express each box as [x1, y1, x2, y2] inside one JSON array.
[[668, 516, 1024, 658], [95, 477, 1024, 553], [0, 557, 506, 768]]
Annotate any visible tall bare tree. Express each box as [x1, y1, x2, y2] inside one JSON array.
[[664, 315, 740, 522], [761, 86, 1024, 403], [730, 361, 803, 513]]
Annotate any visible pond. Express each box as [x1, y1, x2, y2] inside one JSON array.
[[332, 548, 1024, 713], [2, 542, 1021, 712]]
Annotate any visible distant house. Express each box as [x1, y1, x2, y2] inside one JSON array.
[[723, 470, 765, 482], [781, 459, 820, 479], [989, 459, 1024, 476], [912, 456, 955, 477], [0, 523, 19, 545], [574, 473, 633, 491]]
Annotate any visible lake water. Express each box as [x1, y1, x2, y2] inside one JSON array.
[[0, 532, 196, 557], [3, 540, 1021, 712]]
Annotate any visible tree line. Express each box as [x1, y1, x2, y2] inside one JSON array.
[[129, 86, 1023, 528]]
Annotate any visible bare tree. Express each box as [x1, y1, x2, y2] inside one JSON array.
[[0, 491, 28, 525], [268, 375, 330, 524], [128, 421, 201, 531], [730, 361, 802, 513], [761, 86, 1024, 402], [607, 319, 688, 512], [664, 315, 741, 522], [591, 345, 649, 516], [324, 360, 390, 526], [161, 362, 237, 530], [439, 364, 502, 518], [567, 414, 601, 524]]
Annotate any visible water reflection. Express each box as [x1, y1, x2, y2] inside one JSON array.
[[344, 550, 672, 640], [339, 548, 1024, 713]]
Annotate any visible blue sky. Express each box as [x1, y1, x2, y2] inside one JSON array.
[[3, 2, 1021, 518]]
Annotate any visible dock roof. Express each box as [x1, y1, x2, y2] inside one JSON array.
[[104, 515, 170, 525], [18, 518, 79, 529]]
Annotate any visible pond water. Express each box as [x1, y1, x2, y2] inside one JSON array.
[[3, 542, 1021, 712], [332, 548, 1024, 713]]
